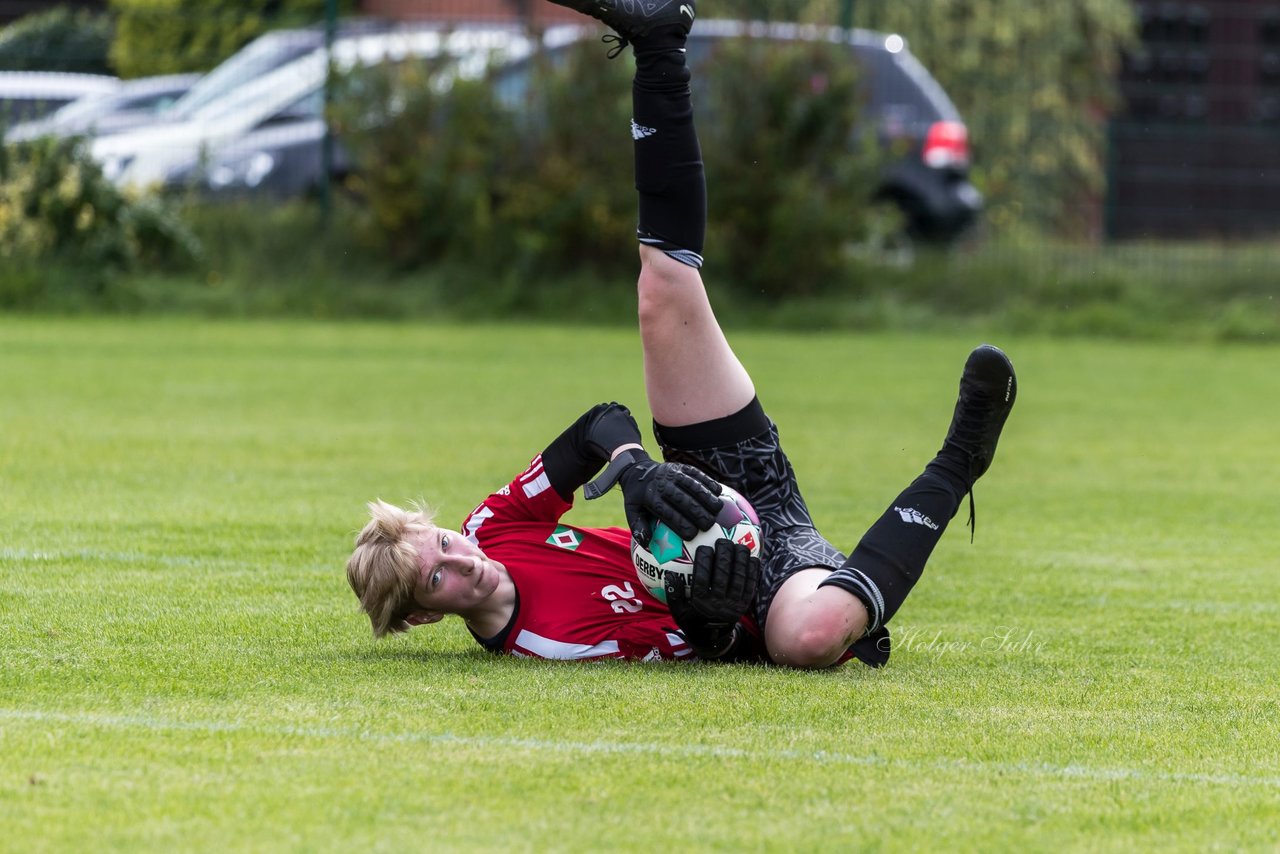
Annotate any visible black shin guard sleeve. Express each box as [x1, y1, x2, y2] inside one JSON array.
[[632, 51, 706, 264], [820, 466, 966, 633]]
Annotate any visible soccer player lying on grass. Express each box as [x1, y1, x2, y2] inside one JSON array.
[[345, 0, 1017, 667]]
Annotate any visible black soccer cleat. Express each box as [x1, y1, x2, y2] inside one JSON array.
[[940, 344, 1017, 483], [548, 0, 696, 45]]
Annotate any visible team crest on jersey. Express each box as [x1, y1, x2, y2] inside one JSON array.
[[547, 525, 583, 551]]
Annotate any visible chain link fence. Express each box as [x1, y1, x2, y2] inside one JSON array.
[[2, 0, 1279, 283]]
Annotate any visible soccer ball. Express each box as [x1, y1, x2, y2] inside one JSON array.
[[632, 484, 762, 603]]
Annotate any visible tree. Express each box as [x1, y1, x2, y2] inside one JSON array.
[[108, 0, 349, 78], [0, 7, 114, 75], [859, 0, 1136, 237]]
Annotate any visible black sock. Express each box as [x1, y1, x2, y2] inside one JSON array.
[[631, 37, 706, 267], [819, 458, 967, 634]]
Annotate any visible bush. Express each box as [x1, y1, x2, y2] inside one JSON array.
[[0, 137, 199, 306], [332, 43, 636, 276], [330, 38, 878, 296], [32, 192, 1279, 341], [331, 57, 525, 268], [700, 37, 880, 297], [496, 42, 636, 276], [108, 0, 350, 78], [0, 7, 114, 74]]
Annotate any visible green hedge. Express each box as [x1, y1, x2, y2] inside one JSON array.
[[0, 7, 114, 74], [0, 137, 199, 307], [330, 38, 878, 298], [700, 38, 880, 298], [107, 0, 352, 77]]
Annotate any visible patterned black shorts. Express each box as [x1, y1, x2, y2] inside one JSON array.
[[654, 408, 847, 631]]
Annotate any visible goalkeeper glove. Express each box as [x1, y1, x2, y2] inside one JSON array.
[[664, 539, 760, 659]]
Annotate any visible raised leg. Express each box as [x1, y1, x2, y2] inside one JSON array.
[[638, 248, 754, 426], [770, 345, 1019, 668]]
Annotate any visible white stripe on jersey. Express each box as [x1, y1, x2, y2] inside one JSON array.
[[513, 629, 621, 660], [521, 471, 552, 499], [665, 632, 696, 659], [463, 505, 495, 545], [519, 457, 545, 482]]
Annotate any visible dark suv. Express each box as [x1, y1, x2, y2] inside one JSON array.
[[497, 19, 982, 245], [694, 21, 981, 243]]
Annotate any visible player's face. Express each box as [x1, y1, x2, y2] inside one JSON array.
[[411, 527, 503, 615]]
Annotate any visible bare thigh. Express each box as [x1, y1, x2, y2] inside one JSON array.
[[637, 246, 755, 427]]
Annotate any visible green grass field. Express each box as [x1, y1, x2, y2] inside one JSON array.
[[2, 317, 1277, 851]]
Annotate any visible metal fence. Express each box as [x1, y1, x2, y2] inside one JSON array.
[[2, 0, 1278, 268], [1107, 0, 1280, 240]]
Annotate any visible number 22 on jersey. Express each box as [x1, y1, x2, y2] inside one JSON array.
[[601, 582, 643, 614]]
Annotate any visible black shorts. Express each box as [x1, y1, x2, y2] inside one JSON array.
[[653, 398, 847, 631]]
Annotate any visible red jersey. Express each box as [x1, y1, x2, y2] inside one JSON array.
[[459, 455, 697, 662]]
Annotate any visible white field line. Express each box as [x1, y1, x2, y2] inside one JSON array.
[[2, 708, 1277, 791], [0, 547, 230, 570], [0, 548, 306, 576]]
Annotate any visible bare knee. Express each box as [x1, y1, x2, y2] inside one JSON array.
[[766, 582, 870, 669], [768, 613, 856, 669]]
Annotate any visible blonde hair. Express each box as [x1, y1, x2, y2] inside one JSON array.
[[346, 499, 436, 638]]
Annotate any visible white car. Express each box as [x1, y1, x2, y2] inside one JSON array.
[[91, 23, 583, 192], [0, 71, 117, 129], [5, 73, 199, 141]]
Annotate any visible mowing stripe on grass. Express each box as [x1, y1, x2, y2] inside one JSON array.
[[4, 708, 1276, 791]]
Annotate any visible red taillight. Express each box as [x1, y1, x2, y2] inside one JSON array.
[[922, 120, 970, 169]]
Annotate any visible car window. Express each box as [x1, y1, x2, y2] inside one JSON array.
[[188, 47, 327, 126], [46, 93, 119, 125], [684, 33, 953, 133], [489, 48, 572, 109], [171, 31, 321, 119], [2, 96, 77, 125], [263, 88, 325, 126], [118, 90, 184, 113], [866, 46, 961, 124], [193, 28, 468, 128], [490, 62, 531, 107]]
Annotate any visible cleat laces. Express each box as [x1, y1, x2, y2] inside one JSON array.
[[966, 487, 976, 543], [946, 384, 998, 544], [601, 32, 630, 58]]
